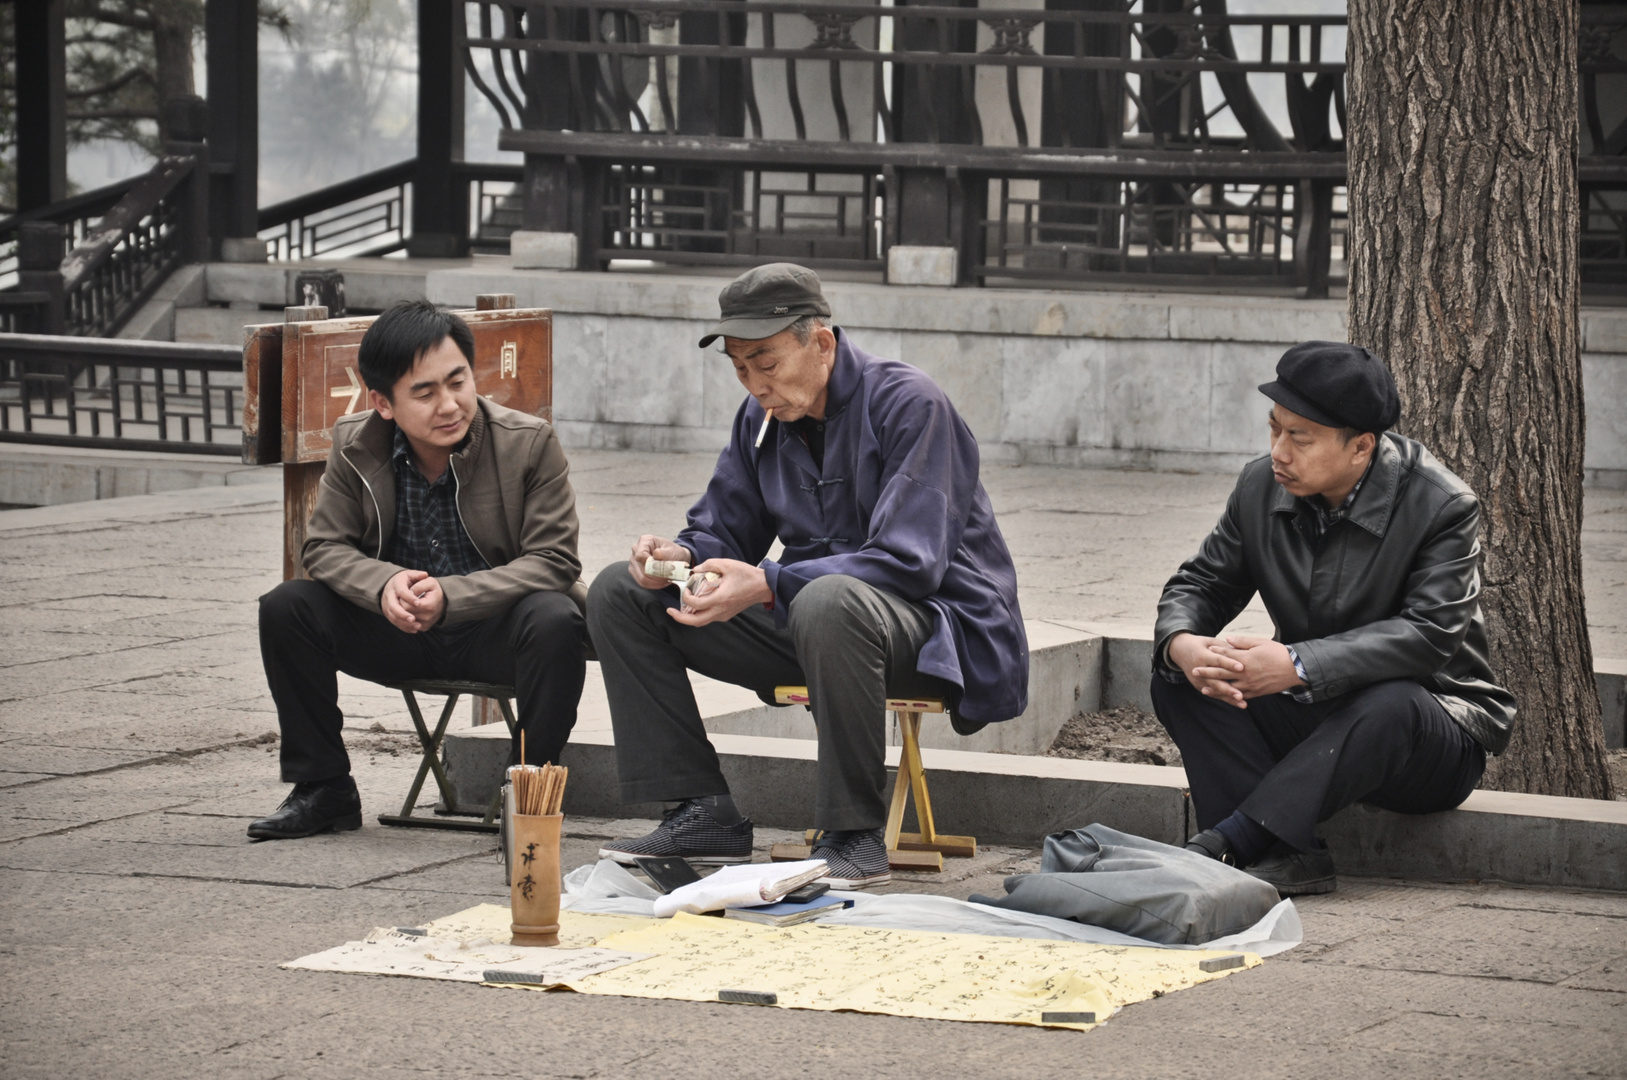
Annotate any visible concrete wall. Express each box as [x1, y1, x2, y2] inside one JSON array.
[[417, 265, 1627, 486], [191, 261, 1627, 485]]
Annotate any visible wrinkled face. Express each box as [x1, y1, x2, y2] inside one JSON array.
[[724, 324, 837, 423], [369, 336, 478, 455], [1268, 404, 1375, 502]]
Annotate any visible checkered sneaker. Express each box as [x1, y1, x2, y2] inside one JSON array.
[[598, 800, 754, 866], [811, 828, 892, 889]]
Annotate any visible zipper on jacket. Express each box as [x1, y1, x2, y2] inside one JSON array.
[[341, 445, 386, 559], [449, 456, 494, 568]]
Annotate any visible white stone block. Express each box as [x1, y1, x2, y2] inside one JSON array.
[[999, 336, 1103, 448], [899, 331, 1003, 440], [1584, 309, 1627, 354], [887, 245, 958, 287], [511, 231, 578, 270], [219, 237, 269, 263], [206, 263, 287, 306]]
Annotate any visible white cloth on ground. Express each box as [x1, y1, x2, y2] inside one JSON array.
[[561, 859, 1302, 957]]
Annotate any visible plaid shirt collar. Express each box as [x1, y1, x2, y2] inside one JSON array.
[[1301, 459, 1375, 539], [391, 425, 454, 485]]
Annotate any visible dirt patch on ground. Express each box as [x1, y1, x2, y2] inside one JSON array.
[[1046, 704, 1181, 768], [1049, 711, 1627, 800]]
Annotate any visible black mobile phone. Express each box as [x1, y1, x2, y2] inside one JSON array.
[[781, 882, 829, 904], [632, 855, 702, 894]]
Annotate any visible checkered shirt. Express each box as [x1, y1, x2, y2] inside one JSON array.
[[383, 423, 490, 579]]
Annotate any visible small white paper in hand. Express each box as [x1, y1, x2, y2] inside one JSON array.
[[651, 860, 827, 918]]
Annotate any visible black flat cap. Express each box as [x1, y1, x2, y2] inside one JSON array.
[[1259, 341, 1401, 433], [698, 263, 832, 348]]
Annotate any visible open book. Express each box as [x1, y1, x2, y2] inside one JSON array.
[[651, 860, 828, 918]]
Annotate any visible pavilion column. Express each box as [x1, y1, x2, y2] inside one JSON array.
[[409, 0, 468, 257], [16, 0, 68, 211], [206, 0, 262, 260], [889, 0, 983, 284]]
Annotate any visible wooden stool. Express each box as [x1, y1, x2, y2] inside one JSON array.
[[766, 685, 977, 872], [376, 679, 517, 833]]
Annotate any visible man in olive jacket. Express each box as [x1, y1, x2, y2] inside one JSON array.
[[249, 300, 587, 840], [1154, 341, 1515, 895]]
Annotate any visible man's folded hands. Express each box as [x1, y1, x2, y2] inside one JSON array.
[[382, 568, 445, 633], [1170, 632, 1304, 707]]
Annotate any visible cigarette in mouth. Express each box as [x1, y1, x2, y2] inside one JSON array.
[[754, 407, 774, 448]]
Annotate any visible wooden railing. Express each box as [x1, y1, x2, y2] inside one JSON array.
[[3, 151, 206, 338], [0, 333, 242, 455], [462, 0, 1627, 294], [256, 160, 525, 261]]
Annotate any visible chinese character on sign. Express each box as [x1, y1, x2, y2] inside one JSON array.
[[500, 342, 518, 378]]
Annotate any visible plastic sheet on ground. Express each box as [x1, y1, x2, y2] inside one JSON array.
[[562, 858, 1302, 957]]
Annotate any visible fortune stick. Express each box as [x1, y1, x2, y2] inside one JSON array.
[[754, 407, 774, 448], [509, 763, 569, 815]]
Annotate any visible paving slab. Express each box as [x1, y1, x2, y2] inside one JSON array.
[[4, 448, 1627, 1078]]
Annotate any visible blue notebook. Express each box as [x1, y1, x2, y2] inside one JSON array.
[[722, 895, 854, 927]]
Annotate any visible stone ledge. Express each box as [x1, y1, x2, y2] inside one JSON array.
[[441, 726, 1627, 890], [424, 263, 1352, 343], [698, 620, 1101, 756], [1323, 789, 1627, 892], [0, 479, 281, 532], [0, 444, 276, 508], [443, 727, 1190, 847]]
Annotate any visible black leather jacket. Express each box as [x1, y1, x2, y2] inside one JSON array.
[[1154, 433, 1516, 754]]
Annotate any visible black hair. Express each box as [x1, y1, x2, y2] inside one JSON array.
[[357, 299, 475, 398]]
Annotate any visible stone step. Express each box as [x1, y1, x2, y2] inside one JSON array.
[[438, 725, 1627, 892], [0, 443, 275, 507], [439, 619, 1627, 890]]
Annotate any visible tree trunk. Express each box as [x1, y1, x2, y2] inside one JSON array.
[[1347, 0, 1613, 798]]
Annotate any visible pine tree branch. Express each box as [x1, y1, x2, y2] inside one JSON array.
[[74, 5, 156, 32], [67, 68, 155, 99], [68, 107, 160, 120]]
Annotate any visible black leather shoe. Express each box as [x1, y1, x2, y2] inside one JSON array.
[[1245, 847, 1337, 896], [247, 780, 362, 840], [1184, 828, 1236, 865]]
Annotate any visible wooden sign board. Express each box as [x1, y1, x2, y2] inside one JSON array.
[[241, 322, 284, 466], [280, 308, 553, 464]]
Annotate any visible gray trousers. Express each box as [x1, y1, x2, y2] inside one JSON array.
[[586, 562, 953, 831]]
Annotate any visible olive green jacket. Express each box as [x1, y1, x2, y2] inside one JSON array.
[[303, 399, 586, 624]]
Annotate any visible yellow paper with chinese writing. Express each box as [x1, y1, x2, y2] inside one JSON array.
[[423, 904, 1258, 1030]]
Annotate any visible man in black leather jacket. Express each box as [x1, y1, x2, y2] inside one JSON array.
[[1152, 341, 1516, 896]]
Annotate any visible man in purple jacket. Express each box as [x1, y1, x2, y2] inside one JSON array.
[[587, 263, 1028, 888]]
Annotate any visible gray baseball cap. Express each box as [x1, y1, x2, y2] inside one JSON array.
[[698, 263, 832, 348]]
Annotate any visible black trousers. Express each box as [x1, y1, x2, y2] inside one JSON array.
[[1150, 675, 1486, 852], [586, 563, 952, 831], [259, 579, 586, 784]]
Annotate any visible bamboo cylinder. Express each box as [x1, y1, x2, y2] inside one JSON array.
[[509, 812, 562, 946]]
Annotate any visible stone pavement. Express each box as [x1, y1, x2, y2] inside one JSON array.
[[2, 451, 1625, 1078]]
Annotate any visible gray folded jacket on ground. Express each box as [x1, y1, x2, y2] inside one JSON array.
[[971, 824, 1282, 945]]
